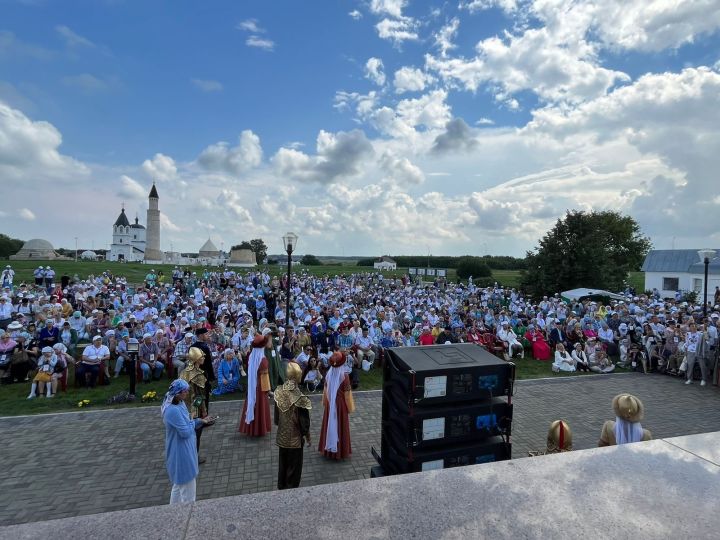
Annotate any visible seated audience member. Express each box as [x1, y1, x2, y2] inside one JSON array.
[[173, 333, 195, 373], [552, 343, 576, 372], [524, 324, 551, 361], [529, 420, 572, 456], [301, 356, 323, 392], [0, 329, 17, 381], [78, 335, 110, 388], [588, 348, 615, 374], [571, 342, 590, 372], [212, 348, 242, 395], [27, 346, 56, 398], [626, 343, 648, 373], [139, 332, 164, 381], [497, 321, 524, 359], [598, 393, 652, 446], [51, 342, 71, 395]]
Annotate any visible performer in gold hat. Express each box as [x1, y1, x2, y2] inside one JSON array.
[[274, 362, 311, 489], [180, 346, 212, 463]]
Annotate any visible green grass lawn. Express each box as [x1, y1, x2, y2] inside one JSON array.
[[0, 353, 602, 417]]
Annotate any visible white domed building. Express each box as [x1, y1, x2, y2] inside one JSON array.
[[10, 239, 67, 260]]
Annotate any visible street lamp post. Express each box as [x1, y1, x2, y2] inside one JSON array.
[[282, 232, 298, 327], [697, 249, 716, 317], [74, 237, 78, 262]]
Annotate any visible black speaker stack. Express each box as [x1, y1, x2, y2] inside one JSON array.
[[372, 343, 514, 476]]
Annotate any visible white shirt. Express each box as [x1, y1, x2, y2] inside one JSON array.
[[83, 344, 110, 362]]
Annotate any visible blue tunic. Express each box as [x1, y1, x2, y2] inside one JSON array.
[[212, 358, 241, 395], [163, 402, 202, 485]]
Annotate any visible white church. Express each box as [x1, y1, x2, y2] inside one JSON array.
[[108, 183, 162, 263]]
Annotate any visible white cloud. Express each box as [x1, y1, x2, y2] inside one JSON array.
[[393, 67, 434, 93], [532, 0, 720, 52], [61, 73, 110, 94], [118, 175, 146, 200], [349, 10, 363, 20], [18, 208, 35, 221], [55, 25, 95, 48], [460, 0, 518, 12], [476, 117, 495, 125], [376, 18, 419, 44], [198, 130, 263, 176], [365, 57, 386, 86], [272, 129, 374, 184], [0, 101, 89, 181], [426, 24, 630, 104], [160, 213, 183, 232], [369, 0, 407, 18], [434, 17, 460, 58], [142, 153, 177, 182], [380, 152, 425, 184], [236, 19, 265, 33], [191, 79, 223, 92], [246, 36, 274, 51]]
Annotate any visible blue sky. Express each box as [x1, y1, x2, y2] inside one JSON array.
[[1, 0, 720, 256]]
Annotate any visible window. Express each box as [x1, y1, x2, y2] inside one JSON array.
[[662, 277, 679, 291], [693, 278, 702, 292]]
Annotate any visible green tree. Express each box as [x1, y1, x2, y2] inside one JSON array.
[[301, 254, 322, 266], [231, 241, 252, 251], [249, 238, 268, 264], [456, 257, 492, 280], [0, 234, 23, 258], [520, 210, 651, 297]]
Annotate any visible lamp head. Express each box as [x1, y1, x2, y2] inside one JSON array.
[[698, 249, 716, 263], [282, 232, 298, 254]]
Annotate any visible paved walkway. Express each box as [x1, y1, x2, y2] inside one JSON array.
[[1, 373, 719, 526]]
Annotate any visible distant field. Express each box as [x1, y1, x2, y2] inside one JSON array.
[[3, 260, 641, 295]]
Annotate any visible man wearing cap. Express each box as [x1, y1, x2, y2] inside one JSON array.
[[173, 333, 195, 373], [33, 266, 45, 287], [192, 328, 216, 411], [0, 295, 12, 330], [139, 332, 164, 381], [79, 335, 110, 388], [1, 265, 14, 289]]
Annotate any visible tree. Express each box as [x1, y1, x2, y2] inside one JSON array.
[[456, 257, 492, 280], [231, 241, 252, 251], [520, 211, 651, 297], [249, 238, 268, 264], [0, 234, 23, 259], [301, 254, 322, 266]]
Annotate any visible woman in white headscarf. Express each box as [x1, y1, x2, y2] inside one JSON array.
[[598, 393, 652, 446], [162, 379, 213, 504]]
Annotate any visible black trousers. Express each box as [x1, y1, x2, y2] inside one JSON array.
[[278, 447, 304, 490]]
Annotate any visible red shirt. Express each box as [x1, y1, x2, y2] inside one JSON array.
[[419, 333, 435, 346]]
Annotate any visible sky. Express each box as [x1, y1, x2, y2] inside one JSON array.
[[1, 0, 720, 257]]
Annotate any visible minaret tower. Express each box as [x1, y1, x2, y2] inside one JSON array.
[[144, 182, 163, 262]]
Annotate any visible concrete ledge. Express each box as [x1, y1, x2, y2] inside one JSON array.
[[3, 432, 720, 539]]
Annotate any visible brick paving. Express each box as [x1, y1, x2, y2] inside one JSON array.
[[1, 372, 720, 526]]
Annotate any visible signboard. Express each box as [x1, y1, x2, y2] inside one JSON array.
[[437, 269, 447, 277], [408, 267, 417, 275], [417, 268, 427, 276], [427, 268, 436, 276]]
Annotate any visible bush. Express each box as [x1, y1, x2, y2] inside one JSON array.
[[301, 254, 322, 266], [456, 257, 492, 280]]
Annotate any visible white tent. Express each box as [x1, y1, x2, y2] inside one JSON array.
[[561, 288, 625, 302], [81, 250, 98, 261]]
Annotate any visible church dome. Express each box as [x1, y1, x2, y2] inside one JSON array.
[[114, 208, 130, 227], [23, 238, 54, 251], [130, 216, 145, 229]]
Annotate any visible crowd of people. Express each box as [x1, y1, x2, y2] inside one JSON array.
[[1, 265, 720, 396], [1, 262, 715, 502]]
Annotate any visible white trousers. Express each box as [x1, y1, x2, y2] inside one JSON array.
[[169, 478, 196, 504]]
